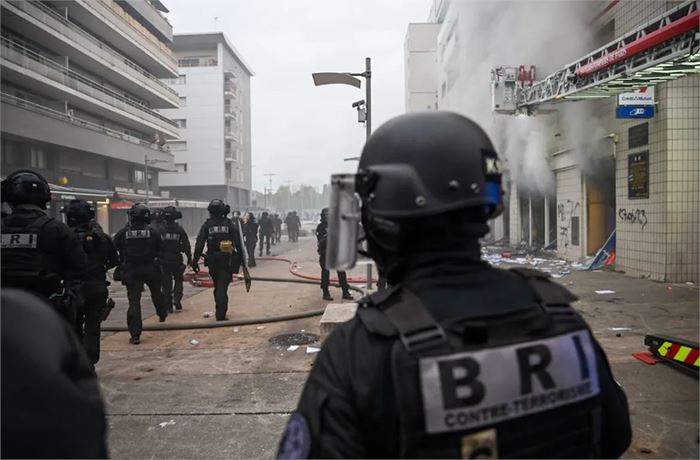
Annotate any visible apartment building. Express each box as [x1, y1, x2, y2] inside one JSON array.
[[158, 33, 254, 209], [408, 0, 699, 282], [1, 0, 179, 232]]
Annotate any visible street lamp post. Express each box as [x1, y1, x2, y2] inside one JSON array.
[[312, 57, 374, 291]]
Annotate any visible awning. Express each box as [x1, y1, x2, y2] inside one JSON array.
[[49, 183, 110, 202]]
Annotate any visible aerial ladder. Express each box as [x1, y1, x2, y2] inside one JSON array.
[[491, 0, 699, 115]]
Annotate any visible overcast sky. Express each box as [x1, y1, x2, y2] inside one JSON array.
[[166, 0, 430, 191]]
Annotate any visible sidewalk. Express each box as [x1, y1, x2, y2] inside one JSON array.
[[99, 231, 354, 459]]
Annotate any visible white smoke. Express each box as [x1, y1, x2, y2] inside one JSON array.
[[438, 0, 599, 194]]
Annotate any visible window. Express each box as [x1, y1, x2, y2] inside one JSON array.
[[226, 163, 232, 179], [175, 163, 188, 173], [30, 146, 47, 169], [177, 75, 186, 85], [167, 141, 187, 152], [225, 120, 231, 129], [179, 97, 186, 107], [134, 169, 145, 184], [174, 119, 187, 128]]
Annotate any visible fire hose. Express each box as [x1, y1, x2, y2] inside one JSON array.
[[100, 276, 363, 332]]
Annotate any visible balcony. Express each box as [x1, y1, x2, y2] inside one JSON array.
[[1, 36, 178, 138], [67, 0, 178, 77], [1, 92, 173, 166], [223, 81, 238, 98], [224, 129, 239, 142], [178, 56, 218, 67], [225, 149, 238, 162], [2, 0, 178, 108]]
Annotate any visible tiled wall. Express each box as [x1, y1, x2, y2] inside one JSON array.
[[509, 184, 522, 245], [663, 75, 699, 282], [555, 167, 584, 261]]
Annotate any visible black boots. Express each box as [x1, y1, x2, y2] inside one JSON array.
[[129, 336, 140, 345], [322, 290, 333, 301], [342, 291, 354, 300]]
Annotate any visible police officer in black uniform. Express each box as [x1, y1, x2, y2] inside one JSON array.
[[159, 205, 191, 312], [316, 208, 353, 301], [62, 199, 119, 364], [243, 212, 258, 267], [258, 211, 273, 256], [1, 169, 87, 325], [191, 199, 243, 321], [114, 203, 167, 345], [278, 112, 631, 458]]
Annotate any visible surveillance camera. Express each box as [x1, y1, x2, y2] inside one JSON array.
[[352, 100, 365, 108]]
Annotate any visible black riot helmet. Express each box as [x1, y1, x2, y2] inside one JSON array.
[[61, 199, 95, 227], [1, 169, 52, 209], [162, 205, 182, 222], [328, 112, 503, 280], [207, 199, 228, 218], [320, 207, 329, 223], [128, 202, 151, 224]]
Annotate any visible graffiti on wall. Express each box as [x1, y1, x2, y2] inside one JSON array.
[[618, 208, 648, 230], [558, 200, 580, 248]]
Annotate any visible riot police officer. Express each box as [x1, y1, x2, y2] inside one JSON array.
[[258, 211, 273, 256], [114, 203, 167, 345], [191, 199, 243, 321], [1, 169, 87, 325], [316, 208, 352, 301], [243, 212, 258, 267], [278, 112, 631, 458], [62, 199, 119, 364], [159, 205, 191, 312]]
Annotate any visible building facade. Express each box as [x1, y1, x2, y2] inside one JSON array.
[[158, 33, 254, 209], [404, 23, 440, 112], [1, 0, 180, 232], [408, 0, 699, 282]]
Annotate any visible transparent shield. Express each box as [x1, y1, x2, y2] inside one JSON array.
[[326, 174, 360, 270]]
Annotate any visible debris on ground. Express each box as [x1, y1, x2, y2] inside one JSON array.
[[609, 327, 632, 331], [269, 332, 320, 347], [256, 326, 266, 330], [158, 420, 176, 428], [595, 290, 616, 294], [306, 346, 320, 354], [287, 345, 299, 351], [202, 312, 212, 318], [233, 327, 239, 333], [189, 339, 200, 345]]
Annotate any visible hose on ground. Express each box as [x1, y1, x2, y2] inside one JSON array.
[[101, 276, 362, 332]]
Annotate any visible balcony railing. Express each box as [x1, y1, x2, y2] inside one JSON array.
[[178, 57, 218, 67], [1, 92, 168, 152], [7, 0, 178, 99], [1, 37, 177, 133], [83, 0, 177, 69]]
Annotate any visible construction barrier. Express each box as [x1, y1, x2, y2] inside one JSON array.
[[643, 333, 699, 373]]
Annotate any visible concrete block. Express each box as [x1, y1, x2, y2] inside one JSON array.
[[320, 303, 358, 342]]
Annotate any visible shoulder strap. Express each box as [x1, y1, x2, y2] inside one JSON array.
[[508, 267, 578, 307], [358, 285, 447, 353]]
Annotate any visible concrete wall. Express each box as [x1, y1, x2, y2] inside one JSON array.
[[405, 23, 439, 112]]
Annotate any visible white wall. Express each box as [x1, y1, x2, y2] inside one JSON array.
[[160, 65, 224, 187], [405, 23, 440, 112]]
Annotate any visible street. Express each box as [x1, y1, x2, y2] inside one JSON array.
[[98, 229, 699, 459]]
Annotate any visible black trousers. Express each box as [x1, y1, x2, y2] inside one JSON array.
[[259, 233, 271, 255], [245, 238, 257, 266], [210, 268, 234, 320], [124, 267, 165, 338], [319, 254, 350, 292], [287, 227, 293, 242], [161, 263, 185, 311], [75, 280, 108, 364]]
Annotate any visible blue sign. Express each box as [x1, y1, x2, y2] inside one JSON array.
[[617, 105, 655, 119]]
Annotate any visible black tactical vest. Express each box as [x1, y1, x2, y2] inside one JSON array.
[[160, 222, 183, 264], [206, 218, 234, 254], [123, 225, 155, 265], [358, 268, 602, 459], [74, 223, 106, 277], [1, 214, 55, 284]]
